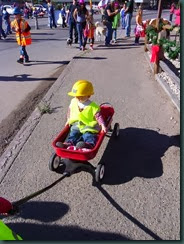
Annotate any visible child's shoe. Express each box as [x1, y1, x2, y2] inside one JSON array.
[[67, 145, 77, 150], [56, 142, 72, 148], [17, 58, 24, 64], [90, 44, 94, 50], [76, 141, 93, 149], [25, 57, 30, 63]]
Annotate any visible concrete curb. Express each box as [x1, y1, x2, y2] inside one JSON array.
[[144, 51, 180, 113]]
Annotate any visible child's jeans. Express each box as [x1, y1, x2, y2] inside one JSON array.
[[66, 126, 97, 147], [20, 45, 29, 60], [112, 28, 117, 40]]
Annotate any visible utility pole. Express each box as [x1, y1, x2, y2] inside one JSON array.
[[156, 0, 162, 31]]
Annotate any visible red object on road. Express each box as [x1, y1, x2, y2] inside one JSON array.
[[0, 197, 13, 214]]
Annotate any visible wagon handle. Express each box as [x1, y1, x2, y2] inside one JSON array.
[[100, 102, 113, 107]]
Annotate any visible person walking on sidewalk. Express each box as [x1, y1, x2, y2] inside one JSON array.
[[56, 80, 107, 150], [47, 0, 57, 29], [124, 0, 134, 37], [83, 7, 95, 50], [0, 3, 6, 40], [3, 7, 12, 35], [174, 2, 180, 26], [169, 2, 175, 22], [112, 2, 120, 43], [73, 0, 89, 50], [134, 8, 144, 45], [67, 0, 78, 44], [61, 5, 67, 28], [103, 0, 120, 46], [120, 3, 126, 29], [11, 7, 32, 64]]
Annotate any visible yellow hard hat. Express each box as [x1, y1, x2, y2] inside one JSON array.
[[68, 80, 94, 96]]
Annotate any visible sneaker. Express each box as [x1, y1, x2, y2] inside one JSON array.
[[105, 43, 112, 47], [17, 58, 24, 64], [25, 58, 30, 63], [67, 145, 77, 150], [90, 44, 94, 50], [76, 141, 93, 149], [56, 142, 71, 148]]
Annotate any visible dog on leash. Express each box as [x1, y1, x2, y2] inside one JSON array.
[[95, 21, 107, 42], [66, 38, 72, 46]]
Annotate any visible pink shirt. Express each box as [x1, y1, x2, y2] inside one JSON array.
[[174, 8, 180, 26]]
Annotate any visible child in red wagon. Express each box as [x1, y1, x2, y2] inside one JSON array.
[[56, 80, 107, 149]]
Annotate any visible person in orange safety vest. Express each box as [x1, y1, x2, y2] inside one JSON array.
[[11, 7, 32, 64]]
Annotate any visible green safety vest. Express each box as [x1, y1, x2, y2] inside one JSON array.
[[68, 98, 100, 133], [0, 220, 22, 240]]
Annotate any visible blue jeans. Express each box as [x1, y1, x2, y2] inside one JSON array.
[[66, 128, 97, 147], [48, 14, 57, 28], [125, 13, 132, 37], [76, 22, 85, 49], [121, 17, 126, 29], [4, 20, 11, 35], [112, 28, 117, 40], [0, 16, 6, 39], [20, 46, 29, 60], [105, 21, 113, 45]]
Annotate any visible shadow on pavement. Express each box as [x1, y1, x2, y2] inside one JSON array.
[[96, 185, 162, 240], [32, 38, 67, 42], [100, 127, 179, 185], [6, 200, 130, 240], [0, 74, 56, 82], [31, 32, 55, 35], [16, 201, 69, 222], [73, 56, 107, 60], [97, 45, 140, 50], [7, 222, 130, 240], [24, 60, 70, 66]]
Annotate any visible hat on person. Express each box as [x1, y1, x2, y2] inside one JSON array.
[[68, 80, 94, 97], [79, 0, 85, 4], [110, 0, 115, 3], [13, 7, 22, 15]]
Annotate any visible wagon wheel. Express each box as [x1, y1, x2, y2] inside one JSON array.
[[49, 153, 63, 171], [108, 125, 113, 132], [113, 123, 120, 137], [95, 164, 105, 182]]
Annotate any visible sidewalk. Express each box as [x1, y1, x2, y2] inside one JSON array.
[[0, 36, 180, 240]]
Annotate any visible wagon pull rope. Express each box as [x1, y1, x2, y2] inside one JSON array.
[[9, 172, 69, 214]]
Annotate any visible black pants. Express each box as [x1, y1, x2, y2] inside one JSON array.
[[69, 21, 78, 43], [62, 16, 67, 28], [83, 37, 94, 47], [135, 36, 140, 44]]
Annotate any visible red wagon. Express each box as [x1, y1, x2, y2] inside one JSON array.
[[49, 103, 120, 183]]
